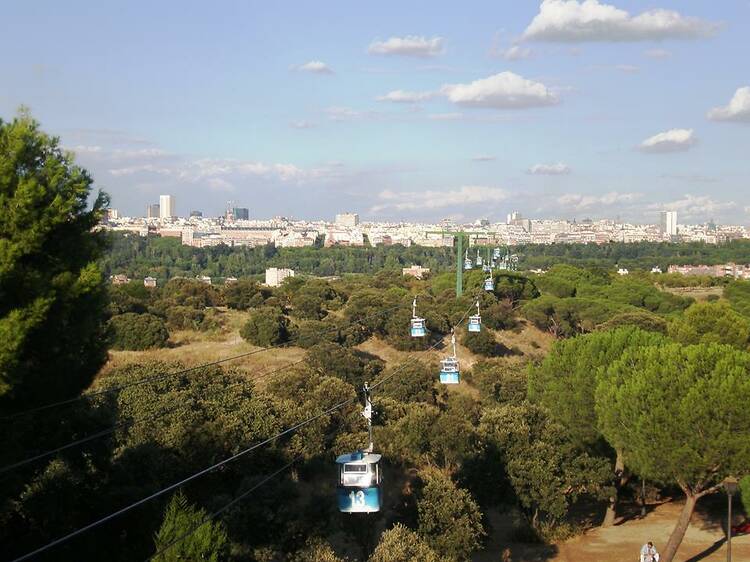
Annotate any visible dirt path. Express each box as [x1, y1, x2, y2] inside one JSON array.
[[521, 501, 749, 562]]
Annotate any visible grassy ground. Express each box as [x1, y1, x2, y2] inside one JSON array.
[[662, 286, 725, 301]]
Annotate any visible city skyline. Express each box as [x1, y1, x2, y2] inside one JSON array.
[[2, 1, 748, 222]]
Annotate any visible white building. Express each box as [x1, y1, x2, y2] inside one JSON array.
[[265, 267, 295, 287], [335, 213, 360, 227], [660, 211, 677, 237], [160, 195, 175, 220]]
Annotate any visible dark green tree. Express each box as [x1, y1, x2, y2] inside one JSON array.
[[108, 313, 170, 350], [369, 524, 445, 562], [595, 343, 750, 562], [416, 468, 484, 561], [668, 301, 750, 349], [239, 307, 290, 346], [0, 110, 109, 408], [527, 327, 666, 525], [152, 491, 229, 562]]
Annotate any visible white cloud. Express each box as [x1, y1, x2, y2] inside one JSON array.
[[65, 144, 103, 154], [649, 194, 735, 219], [325, 106, 365, 121], [427, 112, 464, 121], [557, 191, 641, 210], [372, 185, 508, 212], [472, 155, 496, 162], [528, 162, 571, 175], [376, 89, 435, 103], [523, 0, 719, 42], [296, 60, 334, 74], [707, 87, 750, 123], [615, 64, 639, 73], [368, 36, 444, 57], [644, 48, 671, 58], [499, 45, 533, 60], [639, 128, 696, 153], [290, 120, 316, 129], [207, 177, 235, 191], [441, 72, 558, 109]]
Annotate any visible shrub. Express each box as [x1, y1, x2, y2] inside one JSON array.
[[109, 313, 169, 350], [462, 328, 510, 357], [166, 306, 205, 330], [239, 307, 290, 346]]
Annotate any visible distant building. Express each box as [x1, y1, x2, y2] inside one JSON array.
[[225, 276, 238, 284], [233, 207, 250, 220], [660, 211, 677, 237], [110, 274, 130, 285], [668, 263, 750, 279], [617, 268, 629, 276], [144, 276, 157, 288], [106, 208, 119, 221], [335, 213, 360, 227], [651, 266, 663, 274], [147, 204, 160, 218], [402, 265, 431, 279], [196, 275, 212, 285], [265, 267, 294, 287], [159, 195, 175, 219], [190, 210, 203, 218]]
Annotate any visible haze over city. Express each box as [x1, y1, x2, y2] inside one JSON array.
[[1, 1, 748, 223]]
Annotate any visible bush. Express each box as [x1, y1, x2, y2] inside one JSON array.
[[166, 306, 205, 330], [223, 279, 269, 310], [471, 359, 527, 404], [109, 313, 170, 350], [598, 310, 668, 334], [239, 307, 290, 346], [462, 328, 510, 357]]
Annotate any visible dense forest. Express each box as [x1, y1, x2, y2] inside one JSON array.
[[4, 112, 750, 562], [101, 230, 750, 283]]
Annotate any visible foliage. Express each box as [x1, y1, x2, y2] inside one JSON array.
[[373, 360, 437, 405], [725, 280, 750, 318], [528, 327, 666, 449], [523, 295, 626, 337], [480, 402, 610, 524], [595, 343, 750, 487], [223, 279, 269, 310], [417, 468, 485, 560], [240, 307, 290, 346], [470, 359, 527, 405], [305, 342, 383, 389], [461, 327, 510, 357], [152, 491, 229, 562], [369, 524, 444, 562], [108, 312, 170, 350], [598, 309, 668, 334], [668, 301, 750, 349], [0, 110, 109, 408]]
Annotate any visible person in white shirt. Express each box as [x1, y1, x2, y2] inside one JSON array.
[[640, 541, 660, 562]]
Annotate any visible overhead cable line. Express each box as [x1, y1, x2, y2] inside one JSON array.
[[10, 296, 480, 561], [9, 395, 359, 562], [1, 301, 408, 422]]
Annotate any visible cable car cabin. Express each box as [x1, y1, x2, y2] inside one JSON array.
[[464, 258, 473, 270], [482, 263, 491, 273], [493, 248, 501, 259], [484, 277, 495, 291], [439, 357, 460, 384], [335, 451, 382, 513], [468, 314, 481, 333], [410, 317, 427, 337]]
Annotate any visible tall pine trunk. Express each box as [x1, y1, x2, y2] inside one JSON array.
[[602, 449, 626, 527], [660, 493, 697, 562]]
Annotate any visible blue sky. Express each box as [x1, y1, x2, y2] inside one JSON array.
[[2, 0, 749, 223]]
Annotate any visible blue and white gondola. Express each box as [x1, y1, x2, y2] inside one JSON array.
[[484, 276, 495, 291], [410, 297, 426, 337], [468, 300, 481, 333], [439, 332, 460, 384], [335, 451, 383, 513]]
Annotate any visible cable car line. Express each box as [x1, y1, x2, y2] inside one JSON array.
[[146, 455, 302, 562], [10, 297, 482, 561], [9, 395, 360, 562], [0, 359, 308, 476], [1, 301, 410, 422]]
